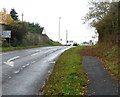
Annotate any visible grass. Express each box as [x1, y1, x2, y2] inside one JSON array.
[[43, 46, 88, 95], [0, 43, 61, 52], [92, 43, 120, 80]]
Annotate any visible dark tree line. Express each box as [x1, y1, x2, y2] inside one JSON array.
[[28, 22, 44, 34]]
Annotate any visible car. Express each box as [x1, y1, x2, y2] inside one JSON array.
[[73, 43, 79, 46]]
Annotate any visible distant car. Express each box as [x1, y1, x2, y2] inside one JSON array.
[[73, 43, 79, 46]]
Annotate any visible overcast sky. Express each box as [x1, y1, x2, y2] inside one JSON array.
[[0, 0, 99, 44]]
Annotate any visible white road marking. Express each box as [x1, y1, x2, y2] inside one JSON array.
[[8, 76, 12, 79], [22, 65, 26, 68], [31, 61, 36, 64], [35, 50, 39, 52], [7, 56, 20, 62], [14, 70, 20, 74], [49, 61, 55, 64], [20, 67, 23, 70], [3, 61, 14, 67], [31, 53, 38, 56], [3, 56, 20, 67], [21, 64, 30, 70], [26, 64, 30, 66]]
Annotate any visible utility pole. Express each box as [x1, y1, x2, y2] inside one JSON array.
[[22, 13, 24, 22], [58, 17, 61, 43], [66, 30, 68, 45]]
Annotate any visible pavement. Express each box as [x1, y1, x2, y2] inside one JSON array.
[[82, 56, 119, 96], [1, 46, 72, 95]]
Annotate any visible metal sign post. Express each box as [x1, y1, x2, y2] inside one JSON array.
[[2, 31, 11, 38], [1, 30, 11, 46]]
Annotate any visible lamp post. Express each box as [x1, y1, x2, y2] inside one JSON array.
[[58, 17, 61, 43], [66, 30, 68, 45]]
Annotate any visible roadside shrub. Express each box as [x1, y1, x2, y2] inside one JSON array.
[[5, 21, 28, 46], [2, 39, 10, 47]]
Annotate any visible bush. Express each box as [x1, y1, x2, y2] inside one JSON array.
[[28, 22, 43, 34], [6, 21, 28, 46]]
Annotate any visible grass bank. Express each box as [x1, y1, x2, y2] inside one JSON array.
[[0, 42, 62, 52], [92, 43, 120, 81], [43, 46, 88, 95], [0, 45, 49, 52]]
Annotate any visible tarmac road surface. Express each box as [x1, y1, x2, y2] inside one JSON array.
[[1, 46, 72, 95]]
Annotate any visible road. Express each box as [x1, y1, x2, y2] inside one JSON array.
[[1, 46, 72, 95]]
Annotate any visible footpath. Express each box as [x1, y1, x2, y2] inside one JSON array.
[[81, 47, 118, 95]]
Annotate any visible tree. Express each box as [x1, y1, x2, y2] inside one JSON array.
[[10, 8, 19, 21], [6, 21, 28, 46], [83, 1, 110, 26], [6, 14, 14, 24], [28, 22, 43, 34], [0, 8, 6, 24], [83, 1, 120, 44], [89, 40, 93, 44], [0, 8, 13, 24]]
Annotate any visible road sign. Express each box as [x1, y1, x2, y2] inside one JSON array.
[[1, 31, 11, 38]]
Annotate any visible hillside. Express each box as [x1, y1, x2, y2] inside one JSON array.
[[1, 22, 60, 48]]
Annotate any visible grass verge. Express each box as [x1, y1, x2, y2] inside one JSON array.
[[0, 44, 61, 52], [43, 46, 88, 95]]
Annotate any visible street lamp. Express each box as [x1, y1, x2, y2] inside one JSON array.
[[66, 30, 68, 45], [58, 17, 61, 43]]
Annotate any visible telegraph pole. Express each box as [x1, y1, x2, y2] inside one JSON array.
[[22, 13, 24, 22], [58, 17, 61, 43]]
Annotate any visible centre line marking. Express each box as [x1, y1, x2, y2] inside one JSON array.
[[31, 53, 38, 56]]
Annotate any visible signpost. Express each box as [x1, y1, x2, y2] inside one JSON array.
[[0, 30, 11, 46], [1, 31, 11, 38]]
